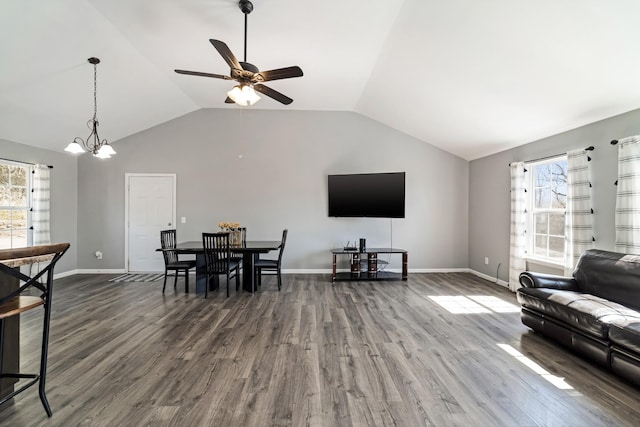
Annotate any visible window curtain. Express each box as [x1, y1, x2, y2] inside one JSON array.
[[615, 135, 640, 254], [32, 164, 51, 246], [509, 162, 527, 291], [564, 149, 594, 275]]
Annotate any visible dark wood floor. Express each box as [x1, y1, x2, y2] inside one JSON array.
[[1, 272, 640, 426]]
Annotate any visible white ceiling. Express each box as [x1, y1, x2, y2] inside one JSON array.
[[2, 0, 640, 160]]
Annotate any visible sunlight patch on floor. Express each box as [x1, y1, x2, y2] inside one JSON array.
[[428, 295, 520, 314], [498, 343, 574, 390]]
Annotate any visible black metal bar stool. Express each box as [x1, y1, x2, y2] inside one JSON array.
[[0, 243, 70, 417]]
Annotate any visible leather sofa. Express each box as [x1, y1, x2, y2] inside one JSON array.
[[517, 249, 640, 386]]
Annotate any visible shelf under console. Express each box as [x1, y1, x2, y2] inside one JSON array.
[[331, 248, 408, 282]]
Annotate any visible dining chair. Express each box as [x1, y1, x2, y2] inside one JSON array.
[[202, 232, 240, 298], [160, 229, 196, 294], [254, 229, 288, 291]]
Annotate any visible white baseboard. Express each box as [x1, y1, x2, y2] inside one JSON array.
[[55, 268, 125, 279], [283, 267, 474, 274], [408, 268, 470, 273], [468, 269, 509, 288]]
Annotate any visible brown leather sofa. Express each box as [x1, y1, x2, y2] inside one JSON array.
[[517, 249, 640, 386]]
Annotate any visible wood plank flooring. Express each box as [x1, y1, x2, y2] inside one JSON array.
[[1, 272, 640, 426]]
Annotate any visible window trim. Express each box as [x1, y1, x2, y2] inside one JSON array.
[[524, 155, 567, 266]]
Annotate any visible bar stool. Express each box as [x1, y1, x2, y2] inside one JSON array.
[[0, 243, 70, 417]]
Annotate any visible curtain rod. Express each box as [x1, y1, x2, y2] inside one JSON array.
[[509, 146, 594, 166], [0, 157, 53, 168]]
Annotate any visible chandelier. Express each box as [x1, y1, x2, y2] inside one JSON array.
[[64, 57, 116, 159]]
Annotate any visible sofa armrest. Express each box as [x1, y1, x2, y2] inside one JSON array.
[[519, 271, 578, 290]]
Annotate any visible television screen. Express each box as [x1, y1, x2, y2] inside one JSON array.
[[328, 172, 405, 218]]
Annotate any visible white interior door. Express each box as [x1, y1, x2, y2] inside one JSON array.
[[126, 174, 175, 272]]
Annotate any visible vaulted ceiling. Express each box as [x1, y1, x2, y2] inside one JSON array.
[[2, 0, 639, 160]]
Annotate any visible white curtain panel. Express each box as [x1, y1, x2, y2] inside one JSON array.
[[32, 164, 51, 246], [615, 135, 640, 254], [509, 162, 527, 291], [564, 149, 594, 276]]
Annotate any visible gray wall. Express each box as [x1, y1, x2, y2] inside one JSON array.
[[469, 108, 640, 281], [77, 109, 469, 271], [11, 105, 638, 278], [0, 138, 78, 273]]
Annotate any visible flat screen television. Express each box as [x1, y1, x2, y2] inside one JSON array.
[[328, 172, 405, 218]]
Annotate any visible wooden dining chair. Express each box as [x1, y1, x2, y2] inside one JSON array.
[[160, 230, 196, 293], [254, 229, 288, 291], [0, 243, 70, 417], [202, 232, 240, 298]]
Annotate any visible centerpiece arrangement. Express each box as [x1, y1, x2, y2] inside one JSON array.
[[218, 222, 240, 231], [218, 222, 242, 246]]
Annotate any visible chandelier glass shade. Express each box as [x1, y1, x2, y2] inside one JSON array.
[[65, 57, 116, 159]]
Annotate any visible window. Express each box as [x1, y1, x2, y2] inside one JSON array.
[[526, 156, 567, 263], [0, 161, 31, 249]]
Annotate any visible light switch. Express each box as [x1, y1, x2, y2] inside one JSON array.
[[181, 217, 186, 224]]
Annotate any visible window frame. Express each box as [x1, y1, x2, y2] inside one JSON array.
[[0, 160, 32, 249], [525, 155, 568, 266]]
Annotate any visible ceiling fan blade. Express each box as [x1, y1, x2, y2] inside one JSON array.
[[209, 39, 243, 71], [255, 66, 303, 82], [225, 96, 235, 104], [253, 84, 293, 105], [174, 69, 232, 80]]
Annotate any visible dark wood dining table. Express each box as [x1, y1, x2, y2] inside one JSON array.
[[174, 240, 281, 294]]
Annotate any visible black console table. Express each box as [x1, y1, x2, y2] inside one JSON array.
[[331, 248, 408, 281]]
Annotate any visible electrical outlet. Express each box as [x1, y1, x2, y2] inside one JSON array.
[[181, 217, 186, 224], [484, 257, 489, 265], [95, 251, 103, 260]]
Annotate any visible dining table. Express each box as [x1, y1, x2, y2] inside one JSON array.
[[173, 240, 282, 294]]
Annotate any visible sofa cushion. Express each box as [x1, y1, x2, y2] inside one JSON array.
[[517, 287, 636, 339], [609, 318, 640, 353], [573, 249, 640, 310]]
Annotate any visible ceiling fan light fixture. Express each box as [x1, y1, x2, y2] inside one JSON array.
[[174, 0, 302, 106], [227, 84, 261, 106]]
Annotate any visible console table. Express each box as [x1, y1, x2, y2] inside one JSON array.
[[331, 248, 408, 281]]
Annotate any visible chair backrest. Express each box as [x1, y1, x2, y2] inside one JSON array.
[[160, 229, 178, 265], [229, 227, 246, 247], [277, 229, 288, 265], [202, 232, 231, 274], [239, 227, 247, 245]]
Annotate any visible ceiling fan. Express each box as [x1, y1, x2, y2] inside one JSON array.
[[175, 0, 303, 106]]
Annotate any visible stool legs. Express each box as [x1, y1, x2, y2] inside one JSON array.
[[39, 286, 53, 417], [0, 291, 54, 417], [0, 243, 69, 418], [0, 318, 5, 384]]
